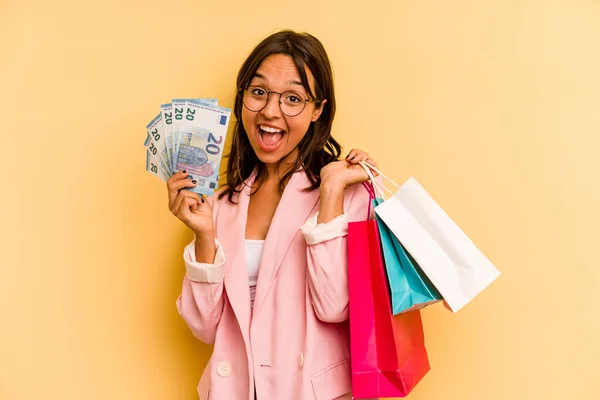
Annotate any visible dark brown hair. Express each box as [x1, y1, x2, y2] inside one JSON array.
[[220, 30, 342, 203]]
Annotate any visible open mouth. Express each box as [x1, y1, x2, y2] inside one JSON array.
[[257, 125, 285, 151]]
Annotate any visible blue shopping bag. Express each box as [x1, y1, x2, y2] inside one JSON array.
[[373, 197, 442, 314]]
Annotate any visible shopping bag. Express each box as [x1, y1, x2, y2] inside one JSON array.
[[360, 182, 442, 315], [348, 217, 430, 398], [375, 196, 442, 314], [360, 162, 501, 313]]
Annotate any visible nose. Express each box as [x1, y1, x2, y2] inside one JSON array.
[[260, 93, 282, 119]]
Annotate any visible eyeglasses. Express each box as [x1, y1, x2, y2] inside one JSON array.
[[241, 86, 319, 117]]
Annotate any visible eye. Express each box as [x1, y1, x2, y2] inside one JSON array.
[[250, 87, 267, 97], [285, 92, 304, 104]]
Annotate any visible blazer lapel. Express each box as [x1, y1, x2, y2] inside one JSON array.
[[218, 175, 255, 338], [252, 170, 320, 316]]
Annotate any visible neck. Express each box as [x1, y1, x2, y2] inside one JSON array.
[[263, 150, 299, 183]]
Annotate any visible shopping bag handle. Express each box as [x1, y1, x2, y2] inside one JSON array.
[[361, 182, 375, 219], [360, 162, 383, 199], [360, 161, 401, 190], [359, 161, 396, 200], [362, 182, 375, 198]]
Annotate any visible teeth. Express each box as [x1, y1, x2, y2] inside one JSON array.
[[260, 125, 283, 133]]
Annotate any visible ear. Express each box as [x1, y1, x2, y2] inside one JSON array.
[[310, 99, 327, 122]]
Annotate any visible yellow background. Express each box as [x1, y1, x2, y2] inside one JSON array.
[[2, 0, 599, 399]]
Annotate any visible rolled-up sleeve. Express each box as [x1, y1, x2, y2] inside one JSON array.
[[301, 184, 371, 323], [184, 239, 227, 283], [300, 212, 348, 245]]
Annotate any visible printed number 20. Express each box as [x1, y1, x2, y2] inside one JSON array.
[[206, 133, 222, 155]]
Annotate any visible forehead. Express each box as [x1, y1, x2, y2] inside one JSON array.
[[253, 54, 315, 91]]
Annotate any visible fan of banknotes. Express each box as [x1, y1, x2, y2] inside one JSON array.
[[144, 98, 232, 196]]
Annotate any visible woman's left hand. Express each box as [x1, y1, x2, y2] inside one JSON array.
[[320, 149, 378, 190]]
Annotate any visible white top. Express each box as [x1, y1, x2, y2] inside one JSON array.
[[245, 239, 265, 308], [183, 212, 350, 284]]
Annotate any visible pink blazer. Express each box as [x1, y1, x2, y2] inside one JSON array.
[[176, 170, 371, 400]]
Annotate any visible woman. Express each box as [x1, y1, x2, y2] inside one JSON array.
[[167, 30, 378, 400]]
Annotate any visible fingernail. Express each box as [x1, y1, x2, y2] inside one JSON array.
[[183, 170, 187, 174], [192, 179, 197, 184]]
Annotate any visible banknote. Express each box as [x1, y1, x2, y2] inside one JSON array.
[[144, 131, 170, 176], [171, 98, 187, 171], [146, 98, 228, 196], [172, 99, 218, 176], [175, 102, 231, 195], [144, 113, 171, 173], [146, 151, 169, 181], [172, 98, 218, 167], [160, 103, 175, 169]]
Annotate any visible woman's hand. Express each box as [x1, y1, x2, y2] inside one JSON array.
[[317, 149, 377, 224], [166, 171, 215, 239], [320, 149, 378, 190]]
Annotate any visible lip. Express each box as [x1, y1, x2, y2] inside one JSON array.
[[256, 124, 286, 153], [258, 123, 285, 132]]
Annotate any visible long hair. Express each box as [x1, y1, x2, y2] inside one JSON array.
[[220, 30, 342, 203]]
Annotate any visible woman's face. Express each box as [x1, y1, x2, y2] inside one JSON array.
[[241, 54, 326, 167]]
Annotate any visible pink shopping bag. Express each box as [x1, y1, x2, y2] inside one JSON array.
[[348, 219, 430, 398]]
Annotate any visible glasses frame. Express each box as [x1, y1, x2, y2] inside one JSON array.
[[240, 86, 320, 117]]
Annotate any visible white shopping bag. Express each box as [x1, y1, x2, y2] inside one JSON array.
[[360, 162, 501, 313]]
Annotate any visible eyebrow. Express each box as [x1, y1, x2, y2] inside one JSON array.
[[253, 73, 304, 87]]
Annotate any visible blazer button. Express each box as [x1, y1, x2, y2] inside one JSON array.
[[217, 362, 231, 377], [298, 353, 304, 369]]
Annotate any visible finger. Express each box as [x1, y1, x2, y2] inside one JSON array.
[[346, 149, 371, 162], [198, 193, 211, 211], [346, 149, 358, 161], [171, 191, 186, 215], [173, 190, 206, 213], [167, 173, 197, 205], [348, 153, 370, 164], [183, 190, 204, 206], [169, 176, 197, 192], [364, 158, 379, 173], [177, 196, 201, 221], [171, 189, 198, 213], [349, 156, 378, 180], [166, 169, 189, 186], [187, 196, 208, 217]]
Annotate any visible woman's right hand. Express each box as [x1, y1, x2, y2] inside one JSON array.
[[167, 171, 215, 239]]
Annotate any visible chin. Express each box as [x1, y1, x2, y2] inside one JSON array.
[[256, 152, 285, 165]]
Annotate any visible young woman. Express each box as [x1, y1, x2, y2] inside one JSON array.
[[167, 30, 378, 400]]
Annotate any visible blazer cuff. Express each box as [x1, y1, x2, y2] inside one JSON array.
[[184, 239, 226, 283], [301, 212, 348, 245]]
